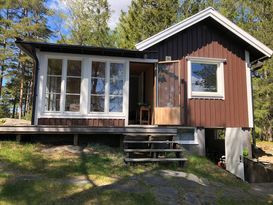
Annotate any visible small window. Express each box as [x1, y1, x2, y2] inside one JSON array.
[[187, 58, 225, 99], [176, 128, 197, 144], [65, 60, 81, 112]]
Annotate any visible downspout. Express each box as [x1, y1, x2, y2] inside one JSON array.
[[250, 69, 256, 150], [31, 48, 39, 125]]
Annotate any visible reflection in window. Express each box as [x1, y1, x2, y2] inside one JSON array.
[[91, 62, 106, 112], [45, 59, 62, 111], [177, 129, 195, 142], [109, 63, 123, 112], [109, 96, 123, 112], [191, 63, 217, 92], [65, 60, 81, 112]]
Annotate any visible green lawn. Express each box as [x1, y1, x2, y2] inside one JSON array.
[[0, 141, 271, 205]]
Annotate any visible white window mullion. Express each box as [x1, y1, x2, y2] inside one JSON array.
[[124, 60, 129, 125], [81, 57, 90, 115], [88, 58, 92, 113], [61, 58, 67, 113], [105, 61, 110, 113], [41, 55, 47, 113]]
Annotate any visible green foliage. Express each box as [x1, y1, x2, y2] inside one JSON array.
[[115, 0, 179, 49], [0, 0, 53, 119], [61, 0, 112, 47], [243, 148, 249, 157]]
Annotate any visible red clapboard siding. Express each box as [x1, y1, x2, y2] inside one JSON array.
[[146, 19, 249, 128]]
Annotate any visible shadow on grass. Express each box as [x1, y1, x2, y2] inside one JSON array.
[[0, 142, 270, 205], [0, 142, 158, 204]]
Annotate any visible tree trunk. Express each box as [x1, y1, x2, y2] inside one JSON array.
[[18, 78, 24, 119], [12, 98, 16, 118]]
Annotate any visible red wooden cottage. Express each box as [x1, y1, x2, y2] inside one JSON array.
[[16, 7, 272, 179]]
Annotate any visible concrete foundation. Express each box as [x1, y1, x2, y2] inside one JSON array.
[[225, 128, 252, 180], [181, 128, 206, 156]]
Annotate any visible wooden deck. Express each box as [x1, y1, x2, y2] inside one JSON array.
[[0, 125, 177, 135]]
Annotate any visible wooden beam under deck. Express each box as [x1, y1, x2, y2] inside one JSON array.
[[0, 126, 177, 135]]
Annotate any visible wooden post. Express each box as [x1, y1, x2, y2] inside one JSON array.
[[119, 135, 124, 149], [73, 134, 79, 146], [16, 134, 22, 143]]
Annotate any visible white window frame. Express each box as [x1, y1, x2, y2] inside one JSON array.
[[40, 54, 128, 118], [176, 128, 198, 144], [42, 55, 83, 115], [89, 59, 126, 115], [187, 57, 225, 99]]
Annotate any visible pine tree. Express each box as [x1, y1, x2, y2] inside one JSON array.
[[62, 0, 112, 47], [0, 0, 52, 119], [115, 0, 179, 49]]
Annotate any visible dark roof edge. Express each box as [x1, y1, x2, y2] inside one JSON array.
[[15, 40, 158, 59]]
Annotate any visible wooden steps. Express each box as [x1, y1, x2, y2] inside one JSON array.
[[123, 140, 181, 144], [124, 149, 184, 152], [124, 158, 187, 162], [123, 135, 187, 166]]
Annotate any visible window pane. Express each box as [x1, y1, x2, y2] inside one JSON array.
[[177, 129, 195, 141], [46, 76, 61, 93], [67, 60, 81, 76], [110, 63, 124, 79], [66, 78, 81, 94], [48, 59, 62, 75], [110, 79, 123, 95], [109, 96, 123, 112], [90, 95, 105, 112], [91, 78, 105, 94], [45, 93, 60, 111], [65, 95, 80, 112], [92, 62, 106, 78], [191, 63, 217, 92]]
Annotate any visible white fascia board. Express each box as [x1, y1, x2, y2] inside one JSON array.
[[136, 7, 273, 58], [210, 10, 273, 57]]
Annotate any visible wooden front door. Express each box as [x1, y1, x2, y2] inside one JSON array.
[[154, 61, 181, 125]]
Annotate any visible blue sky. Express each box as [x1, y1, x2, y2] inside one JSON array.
[[46, 0, 132, 42]]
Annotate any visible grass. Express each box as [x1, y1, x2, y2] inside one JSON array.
[[0, 141, 271, 205], [184, 155, 249, 189]]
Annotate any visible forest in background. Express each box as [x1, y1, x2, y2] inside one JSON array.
[[0, 0, 273, 141]]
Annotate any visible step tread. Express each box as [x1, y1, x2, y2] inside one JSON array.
[[124, 149, 183, 152], [123, 140, 181, 144], [125, 158, 187, 162]]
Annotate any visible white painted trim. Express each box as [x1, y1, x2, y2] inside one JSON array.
[[81, 57, 90, 115], [186, 56, 227, 63], [39, 51, 158, 63], [34, 50, 42, 125], [136, 7, 273, 57], [187, 57, 225, 99], [245, 50, 254, 128], [38, 53, 131, 121], [124, 60, 130, 126], [105, 61, 110, 113]]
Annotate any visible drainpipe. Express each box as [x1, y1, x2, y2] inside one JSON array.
[[250, 70, 256, 151], [31, 48, 39, 125]]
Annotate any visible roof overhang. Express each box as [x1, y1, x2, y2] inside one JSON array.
[[136, 7, 273, 58], [16, 41, 157, 59]]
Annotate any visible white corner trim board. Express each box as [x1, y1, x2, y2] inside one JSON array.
[[245, 50, 254, 128], [135, 7, 273, 58]]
